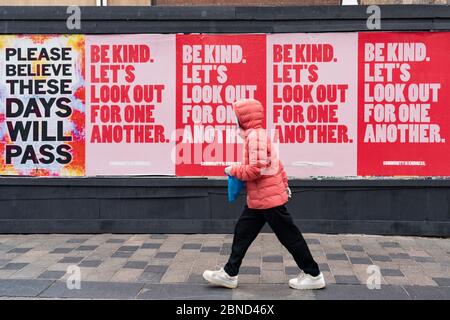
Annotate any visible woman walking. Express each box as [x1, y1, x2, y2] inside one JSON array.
[[203, 98, 325, 290]]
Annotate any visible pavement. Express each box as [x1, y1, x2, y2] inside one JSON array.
[[0, 233, 449, 300]]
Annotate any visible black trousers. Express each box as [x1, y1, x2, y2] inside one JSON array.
[[224, 205, 320, 277]]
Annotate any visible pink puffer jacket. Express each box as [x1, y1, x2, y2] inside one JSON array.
[[230, 99, 289, 209]]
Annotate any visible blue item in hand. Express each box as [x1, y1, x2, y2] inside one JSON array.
[[228, 175, 244, 202]]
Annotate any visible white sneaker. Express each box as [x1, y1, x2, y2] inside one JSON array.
[[289, 271, 326, 290], [203, 267, 238, 289]]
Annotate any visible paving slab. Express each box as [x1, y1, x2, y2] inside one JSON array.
[[40, 281, 144, 299], [432, 277, 450, 287], [138, 283, 231, 300], [0, 279, 54, 297], [1, 263, 29, 271], [334, 275, 360, 285], [78, 260, 102, 268], [233, 284, 314, 300], [403, 285, 450, 300], [38, 270, 66, 280], [314, 284, 411, 300]]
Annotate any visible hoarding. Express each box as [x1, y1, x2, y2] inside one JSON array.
[[0, 32, 448, 177]]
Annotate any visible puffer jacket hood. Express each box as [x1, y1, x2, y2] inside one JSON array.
[[230, 99, 289, 209], [232, 99, 264, 130]]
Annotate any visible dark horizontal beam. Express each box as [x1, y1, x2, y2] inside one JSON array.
[[0, 5, 449, 33], [1, 5, 449, 21], [0, 219, 447, 236], [0, 177, 449, 188]]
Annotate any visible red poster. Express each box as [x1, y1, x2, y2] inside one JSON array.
[[358, 32, 450, 176], [175, 34, 266, 176]]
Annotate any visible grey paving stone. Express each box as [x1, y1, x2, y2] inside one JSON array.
[[7, 248, 32, 254], [50, 248, 74, 254], [200, 246, 220, 253], [0, 279, 54, 297], [233, 284, 314, 300], [106, 239, 126, 244], [350, 257, 372, 265], [66, 238, 88, 244], [343, 245, 364, 252], [38, 270, 66, 280], [151, 235, 168, 239], [76, 245, 98, 251], [144, 265, 168, 274], [381, 269, 404, 277], [40, 281, 144, 299], [404, 285, 450, 300], [432, 278, 450, 287], [245, 252, 260, 259], [220, 247, 231, 255], [182, 243, 202, 250], [154, 252, 177, 259], [285, 266, 300, 275], [58, 257, 83, 264], [78, 260, 102, 268], [111, 251, 133, 258], [138, 272, 165, 284], [314, 284, 411, 300], [413, 256, 434, 263], [380, 242, 401, 248], [369, 255, 392, 262], [117, 246, 140, 252], [186, 273, 205, 284], [319, 263, 330, 272], [306, 239, 320, 245], [262, 255, 283, 263], [1, 263, 29, 270], [0, 244, 14, 252], [141, 243, 162, 249], [124, 261, 148, 269], [239, 266, 260, 275], [334, 275, 360, 285], [390, 253, 410, 259], [326, 254, 348, 261], [0, 259, 10, 267], [138, 283, 232, 300]]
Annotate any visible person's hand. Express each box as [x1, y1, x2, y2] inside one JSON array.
[[224, 166, 232, 176], [286, 187, 292, 199]]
